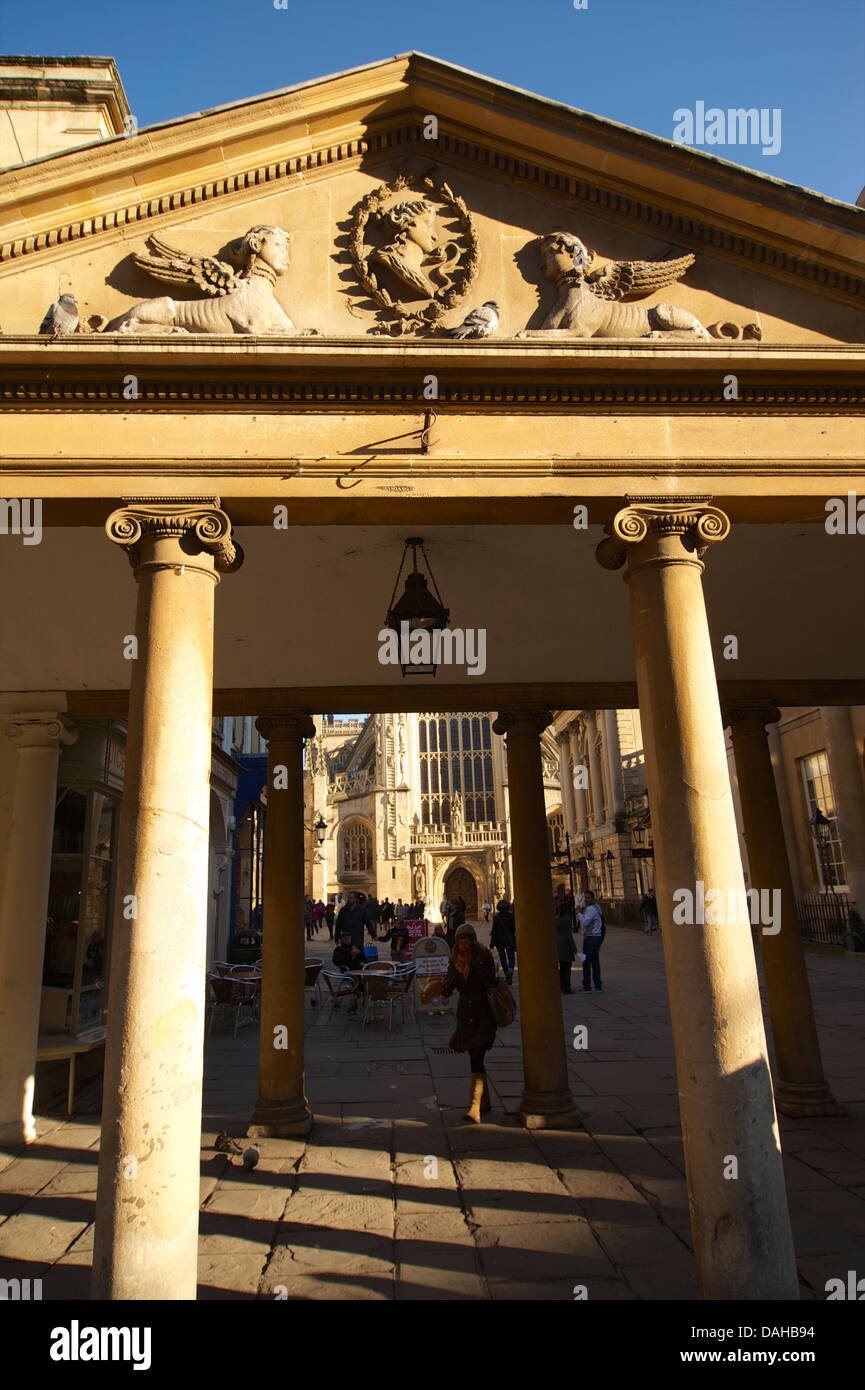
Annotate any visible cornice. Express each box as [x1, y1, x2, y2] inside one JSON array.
[[1, 120, 863, 307], [1, 377, 862, 411], [1, 341, 862, 413]]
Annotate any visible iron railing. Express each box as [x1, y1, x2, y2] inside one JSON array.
[[796, 891, 852, 945]]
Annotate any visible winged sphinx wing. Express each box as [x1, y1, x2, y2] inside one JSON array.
[[132, 234, 241, 297], [586, 252, 695, 302]]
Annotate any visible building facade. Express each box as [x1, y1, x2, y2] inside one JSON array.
[[303, 712, 562, 917], [1, 51, 863, 1303]]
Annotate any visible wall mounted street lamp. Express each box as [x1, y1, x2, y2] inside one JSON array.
[[385, 536, 450, 676], [305, 813, 327, 845], [632, 824, 646, 847]]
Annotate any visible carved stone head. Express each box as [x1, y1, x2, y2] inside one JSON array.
[[377, 199, 439, 254], [537, 231, 592, 281], [239, 225, 293, 278]]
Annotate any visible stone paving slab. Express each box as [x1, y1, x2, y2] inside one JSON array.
[[2, 927, 863, 1300]]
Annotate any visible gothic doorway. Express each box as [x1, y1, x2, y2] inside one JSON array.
[[444, 865, 478, 917]]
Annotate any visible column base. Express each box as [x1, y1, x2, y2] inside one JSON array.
[[247, 1095, 314, 1139], [518, 1089, 582, 1131], [774, 1079, 846, 1119], [0, 1118, 35, 1147]]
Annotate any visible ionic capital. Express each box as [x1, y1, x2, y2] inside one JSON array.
[[256, 714, 316, 745], [2, 713, 77, 751], [106, 498, 244, 575], [596, 497, 730, 572], [725, 704, 782, 735], [493, 709, 552, 739]]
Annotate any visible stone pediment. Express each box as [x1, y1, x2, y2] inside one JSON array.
[[0, 53, 863, 344]]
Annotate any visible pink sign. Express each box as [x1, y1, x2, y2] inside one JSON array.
[[403, 918, 426, 962]]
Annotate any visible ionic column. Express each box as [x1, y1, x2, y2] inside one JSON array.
[[0, 713, 76, 1144], [583, 712, 605, 826], [597, 501, 797, 1300], [603, 710, 626, 818], [493, 710, 579, 1129], [766, 723, 803, 896], [248, 714, 315, 1139], [727, 706, 840, 1118], [568, 724, 588, 831], [92, 501, 242, 1301], [557, 734, 577, 837], [820, 706, 865, 911]]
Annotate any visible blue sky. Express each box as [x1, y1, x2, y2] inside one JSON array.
[[1, 0, 862, 203]]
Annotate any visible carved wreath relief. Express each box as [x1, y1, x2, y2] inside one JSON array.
[[347, 171, 480, 333]]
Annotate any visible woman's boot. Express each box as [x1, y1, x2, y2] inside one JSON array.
[[464, 1073, 484, 1123], [480, 1075, 491, 1114]]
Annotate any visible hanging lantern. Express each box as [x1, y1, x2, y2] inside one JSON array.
[[384, 536, 450, 676]]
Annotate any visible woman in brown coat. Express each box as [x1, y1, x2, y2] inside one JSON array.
[[440, 924, 497, 1123]]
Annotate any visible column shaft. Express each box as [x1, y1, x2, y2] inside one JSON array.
[[728, 709, 840, 1117], [494, 711, 579, 1129], [92, 501, 240, 1301], [598, 503, 797, 1300], [820, 706, 865, 911], [248, 715, 315, 1138], [603, 710, 626, 819], [569, 725, 588, 832], [0, 715, 76, 1143], [558, 735, 577, 837], [584, 713, 605, 826]]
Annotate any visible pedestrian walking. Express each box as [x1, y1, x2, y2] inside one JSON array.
[[640, 889, 658, 934], [439, 925, 497, 1123], [578, 890, 604, 991], [489, 899, 516, 984], [555, 900, 577, 993], [378, 918, 410, 962], [364, 893, 380, 939], [304, 895, 314, 941], [324, 900, 335, 939], [334, 891, 368, 951], [483, 900, 492, 923]]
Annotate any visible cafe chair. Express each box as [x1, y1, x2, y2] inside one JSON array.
[[320, 969, 360, 1018], [304, 957, 323, 1007]]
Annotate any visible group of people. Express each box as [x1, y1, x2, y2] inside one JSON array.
[[305, 892, 426, 943], [554, 887, 605, 993], [303, 897, 335, 941]]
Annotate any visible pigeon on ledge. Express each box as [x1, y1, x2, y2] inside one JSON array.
[[39, 294, 79, 339], [446, 302, 500, 339]]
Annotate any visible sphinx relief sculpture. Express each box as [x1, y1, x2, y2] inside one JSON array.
[[522, 231, 712, 340], [114, 225, 316, 335]]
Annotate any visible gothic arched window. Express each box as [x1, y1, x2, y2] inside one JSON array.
[[341, 820, 373, 874]]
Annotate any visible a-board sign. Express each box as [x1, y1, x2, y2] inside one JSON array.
[[412, 936, 452, 1014], [403, 918, 426, 962]]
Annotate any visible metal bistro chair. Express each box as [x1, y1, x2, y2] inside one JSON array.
[[362, 963, 400, 1031], [304, 957, 324, 1007], [207, 972, 258, 1037], [320, 969, 360, 1019], [390, 964, 417, 1023]]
